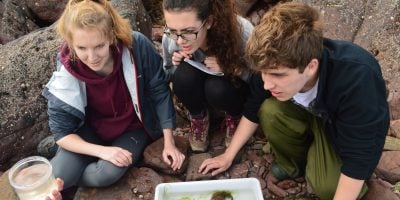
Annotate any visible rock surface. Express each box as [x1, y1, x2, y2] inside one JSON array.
[[185, 153, 213, 181], [74, 167, 164, 200], [376, 151, 400, 184], [362, 178, 400, 200], [143, 135, 189, 175], [0, 0, 400, 199]]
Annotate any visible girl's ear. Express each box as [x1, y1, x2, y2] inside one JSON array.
[[206, 15, 213, 29]]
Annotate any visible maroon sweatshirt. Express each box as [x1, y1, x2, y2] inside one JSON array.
[[60, 43, 142, 141]]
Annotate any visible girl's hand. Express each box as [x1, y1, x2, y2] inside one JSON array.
[[198, 153, 233, 176], [44, 178, 63, 200], [204, 56, 222, 72], [162, 143, 185, 171], [98, 146, 132, 167], [172, 51, 192, 66]]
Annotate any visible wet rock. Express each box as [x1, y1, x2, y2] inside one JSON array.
[[0, 0, 39, 43], [355, 0, 400, 100], [376, 151, 400, 184], [258, 165, 267, 177], [127, 167, 164, 194], [185, 153, 213, 181], [258, 177, 267, 189], [362, 178, 399, 200], [229, 162, 249, 178], [286, 186, 301, 195], [388, 91, 400, 120], [235, 0, 258, 16], [111, 0, 152, 39], [247, 150, 266, 167], [25, 0, 68, 25], [296, 0, 365, 41], [0, 0, 152, 44], [209, 129, 225, 149], [390, 120, 400, 138], [277, 179, 298, 189], [159, 173, 183, 183], [74, 167, 163, 200], [0, 26, 59, 171], [143, 136, 189, 175], [264, 153, 275, 164], [142, 0, 164, 25]]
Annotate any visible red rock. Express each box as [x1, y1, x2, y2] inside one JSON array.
[[185, 153, 213, 181], [229, 162, 249, 178], [389, 119, 400, 138], [277, 179, 297, 189], [143, 136, 189, 175], [375, 151, 400, 184], [362, 178, 399, 200]]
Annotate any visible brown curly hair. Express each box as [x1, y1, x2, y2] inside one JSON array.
[[246, 2, 324, 73], [163, 0, 244, 77]]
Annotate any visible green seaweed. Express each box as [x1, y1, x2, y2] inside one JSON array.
[[211, 190, 233, 200]]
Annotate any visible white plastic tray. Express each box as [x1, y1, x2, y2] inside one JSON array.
[[154, 177, 264, 200]]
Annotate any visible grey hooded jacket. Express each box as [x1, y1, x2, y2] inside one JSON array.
[[42, 31, 176, 141]]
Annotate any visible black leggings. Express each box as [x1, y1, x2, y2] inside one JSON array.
[[172, 61, 249, 116]]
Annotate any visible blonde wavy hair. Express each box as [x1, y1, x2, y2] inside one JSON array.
[[246, 2, 324, 73], [56, 0, 132, 48]]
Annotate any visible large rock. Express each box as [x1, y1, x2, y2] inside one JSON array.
[[0, 0, 152, 44], [375, 151, 400, 184], [388, 90, 400, 120], [355, 0, 400, 98], [142, 0, 164, 25], [185, 153, 213, 181], [0, 26, 60, 171], [143, 136, 189, 175], [236, 0, 259, 16], [0, 0, 40, 44], [111, 0, 152, 39], [25, 0, 68, 24], [362, 178, 400, 200], [389, 119, 400, 138], [296, 0, 365, 41]]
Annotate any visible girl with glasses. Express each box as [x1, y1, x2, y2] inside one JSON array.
[[162, 0, 254, 152], [41, 0, 184, 193]]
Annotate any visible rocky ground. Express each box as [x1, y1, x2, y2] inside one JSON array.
[[0, 0, 400, 199]]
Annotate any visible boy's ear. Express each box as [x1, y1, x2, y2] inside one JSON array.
[[307, 58, 319, 75]]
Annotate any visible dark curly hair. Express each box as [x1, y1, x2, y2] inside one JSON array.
[[163, 0, 244, 77]]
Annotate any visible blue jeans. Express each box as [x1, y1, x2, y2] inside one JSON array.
[[51, 124, 150, 189]]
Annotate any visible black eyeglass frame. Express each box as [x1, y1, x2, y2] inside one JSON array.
[[163, 21, 206, 41]]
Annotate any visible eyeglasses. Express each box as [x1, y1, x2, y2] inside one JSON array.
[[164, 21, 206, 41]]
